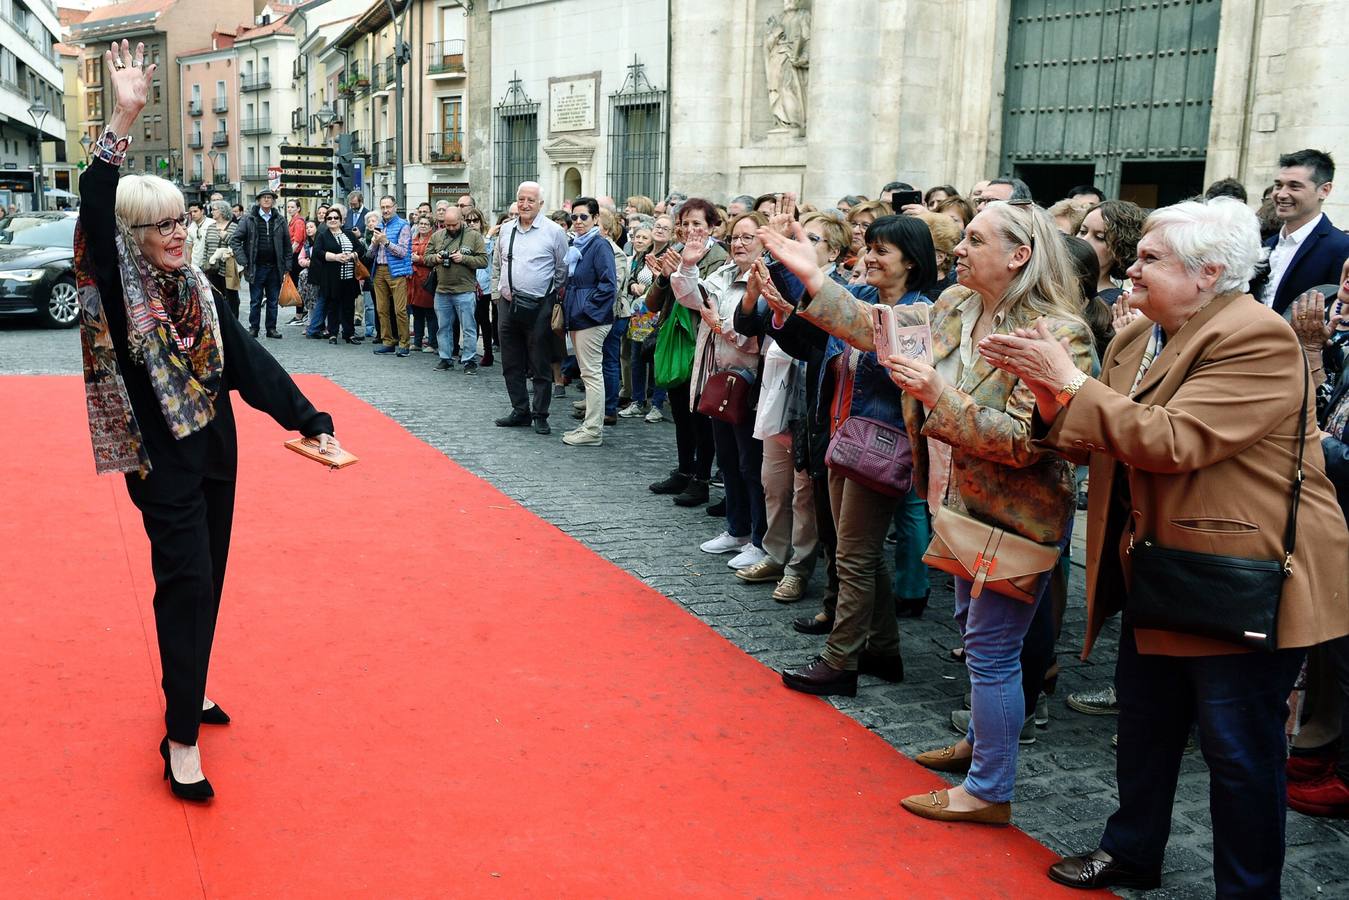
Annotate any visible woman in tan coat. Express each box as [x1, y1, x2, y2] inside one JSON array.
[[982, 197, 1349, 895]]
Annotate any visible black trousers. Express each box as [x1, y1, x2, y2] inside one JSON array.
[[496, 296, 556, 419], [125, 469, 235, 746], [666, 383, 715, 480], [1101, 627, 1305, 896], [810, 470, 839, 618], [411, 306, 438, 348], [476, 295, 497, 364]]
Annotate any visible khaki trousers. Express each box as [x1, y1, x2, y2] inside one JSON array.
[[571, 324, 610, 437], [373, 267, 410, 349], [761, 434, 818, 578], [822, 470, 901, 670]]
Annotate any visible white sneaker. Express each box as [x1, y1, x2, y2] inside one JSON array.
[[700, 531, 749, 555], [727, 544, 768, 570], [562, 430, 602, 446], [618, 403, 645, 418], [644, 405, 664, 423]]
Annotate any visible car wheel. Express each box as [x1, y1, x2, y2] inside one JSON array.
[[40, 275, 79, 328]]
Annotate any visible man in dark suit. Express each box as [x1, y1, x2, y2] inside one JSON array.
[[1256, 149, 1349, 316]]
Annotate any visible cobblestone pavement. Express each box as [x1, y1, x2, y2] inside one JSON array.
[[6, 317, 1347, 897]]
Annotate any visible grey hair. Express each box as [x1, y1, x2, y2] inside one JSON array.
[[730, 194, 756, 209], [1143, 197, 1263, 294], [347, 190, 364, 203], [629, 214, 655, 232], [115, 174, 185, 232], [210, 200, 232, 219], [989, 177, 1033, 202], [516, 180, 544, 203]]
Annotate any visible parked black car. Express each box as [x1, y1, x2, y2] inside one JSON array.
[[0, 212, 77, 328]]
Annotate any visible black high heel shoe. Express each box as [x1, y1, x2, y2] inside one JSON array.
[[201, 702, 230, 726], [159, 737, 214, 802]]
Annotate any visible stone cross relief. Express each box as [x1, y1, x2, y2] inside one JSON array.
[[764, 0, 811, 131]]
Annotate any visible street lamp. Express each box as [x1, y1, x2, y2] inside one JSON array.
[[27, 100, 50, 211], [170, 148, 181, 185], [316, 103, 336, 131], [206, 149, 220, 189], [384, 0, 409, 211], [79, 134, 92, 157]]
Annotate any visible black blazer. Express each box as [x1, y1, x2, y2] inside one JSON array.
[[1257, 214, 1349, 315], [310, 227, 368, 297], [78, 159, 333, 481]]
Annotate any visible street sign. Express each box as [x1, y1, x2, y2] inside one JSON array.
[[279, 144, 335, 200]]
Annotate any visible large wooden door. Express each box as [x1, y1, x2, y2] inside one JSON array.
[[1000, 0, 1221, 202]]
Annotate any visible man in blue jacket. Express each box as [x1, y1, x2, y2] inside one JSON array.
[[1257, 149, 1349, 316], [368, 195, 413, 356]]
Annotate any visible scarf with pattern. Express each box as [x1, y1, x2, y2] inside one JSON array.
[[76, 220, 225, 477]]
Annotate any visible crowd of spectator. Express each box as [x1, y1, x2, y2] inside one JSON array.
[[187, 148, 1349, 895]]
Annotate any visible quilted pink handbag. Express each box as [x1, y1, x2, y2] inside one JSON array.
[[825, 416, 913, 497]]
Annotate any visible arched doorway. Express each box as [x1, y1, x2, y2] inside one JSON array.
[[563, 167, 582, 203]]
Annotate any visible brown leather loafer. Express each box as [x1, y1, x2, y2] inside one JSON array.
[[781, 656, 858, 697], [1047, 849, 1161, 890], [914, 744, 972, 774], [899, 789, 1010, 825]]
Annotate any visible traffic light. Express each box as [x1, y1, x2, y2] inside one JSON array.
[[336, 133, 356, 194]]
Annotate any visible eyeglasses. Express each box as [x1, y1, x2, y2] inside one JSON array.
[[570, 213, 591, 222], [325, 216, 342, 221], [728, 234, 758, 245], [131, 214, 188, 236]]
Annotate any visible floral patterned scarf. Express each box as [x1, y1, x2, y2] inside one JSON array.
[[76, 220, 225, 477]]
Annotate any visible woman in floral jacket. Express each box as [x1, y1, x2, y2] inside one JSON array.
[[762, 200, 1093, 827]]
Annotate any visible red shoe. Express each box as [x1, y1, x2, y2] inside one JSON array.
[[1287, 753, 1336, 783], [1287, 773, 1349, 817]]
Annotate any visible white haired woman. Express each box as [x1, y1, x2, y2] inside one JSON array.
[[77, 41, 337, 803], [981, 198, 1349, 894]]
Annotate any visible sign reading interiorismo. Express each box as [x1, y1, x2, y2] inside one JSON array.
[[548, 74, 599, 134]]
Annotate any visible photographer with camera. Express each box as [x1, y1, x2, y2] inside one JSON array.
[[426, 205, 489, 374]]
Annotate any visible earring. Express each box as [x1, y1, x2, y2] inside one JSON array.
[[1007, 262, 1014, 269]]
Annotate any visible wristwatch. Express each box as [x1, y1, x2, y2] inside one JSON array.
[[1054, 371, 1089, 407]]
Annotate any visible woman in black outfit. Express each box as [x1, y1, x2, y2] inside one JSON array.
[[78, 41, 337, 802], [312, 206, 368, 343]]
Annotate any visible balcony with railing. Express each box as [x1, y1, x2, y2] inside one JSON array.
[[291, 56, 306, 81], [372, 57, 397, 92], [187, 100, 202, 116], [188, 133, 203, 149], [212, 96, 228, 113], [425, 40, 465, 76], [372, 138, 396, 167], [339, 62, 369, 97], [240, 163, 270, 181], [240, 117, 271, 136], [240, 72, 272, 92], [425, 132, 463, 164], [211, 130, 229, 147]]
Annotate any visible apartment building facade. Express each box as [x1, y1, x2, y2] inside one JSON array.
[[0, 0, 66, 210]]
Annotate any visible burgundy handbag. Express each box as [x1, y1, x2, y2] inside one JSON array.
[[825, 416, 913, 497], [695, 333, 758, 425]]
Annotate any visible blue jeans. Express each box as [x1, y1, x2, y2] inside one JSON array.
[[710, 417, 765, 546], [602, 316, 629, 416], [363, 291, 376, 337], [248, 264, 281, 332], [305, 292, 328, 337], [435, 291, 476, 363], [628, 335, 666, 406], [955, 568, 1054, 803], [1101, 628, 1304, 895], [891, 487, 930, 598]]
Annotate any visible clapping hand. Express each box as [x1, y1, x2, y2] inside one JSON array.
[[1111, 293, 1142, 331], [757, 261, 794, 322], [758, 221, 825, 297], [779, 191, 798, 221], [882, 355, 945, 407], [1291, 289, 1343, 350], [977, 319, 1080, 392], [743, 260, 764, 311], [699, 300, 722, 332]]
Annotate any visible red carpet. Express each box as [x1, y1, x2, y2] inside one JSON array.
[[0, 375, 1090, 897]]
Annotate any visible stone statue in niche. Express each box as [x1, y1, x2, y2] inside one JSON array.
[[763, 0, 811, 131]]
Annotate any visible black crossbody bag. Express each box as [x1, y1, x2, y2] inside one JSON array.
[[1126, 364, 1310, 651], [504, 226, 546, 321]]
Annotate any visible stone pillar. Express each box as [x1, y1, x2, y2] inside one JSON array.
[[803, 0, 876, 204], [668, 0, 738, 199]]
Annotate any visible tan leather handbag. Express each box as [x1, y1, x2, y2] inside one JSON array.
[[922, 506, 1061, 603]]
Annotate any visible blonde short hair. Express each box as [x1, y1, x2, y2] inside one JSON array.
[[800, 211, 851, 259], [115, 174, 185, 236], [1047, 198, 1093, 236]]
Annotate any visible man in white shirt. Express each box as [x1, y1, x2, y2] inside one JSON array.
[[185, 202, 208, 270], [1259, 149, 1349, 315], [491, 180, 569, 434]]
